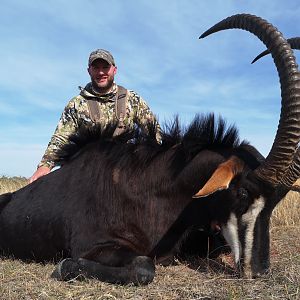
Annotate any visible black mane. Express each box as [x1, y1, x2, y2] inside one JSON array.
[[56, 113, 245, 165]]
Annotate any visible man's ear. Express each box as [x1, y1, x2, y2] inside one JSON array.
[[87, 67, 91, 76], [113, 66, 117, 75]]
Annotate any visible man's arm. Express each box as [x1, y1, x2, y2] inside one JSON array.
[[128, 91, 161, 142], [29, 99, 79, 183]]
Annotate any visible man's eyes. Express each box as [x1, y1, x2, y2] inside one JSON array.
[[93, 65, 110, 70]]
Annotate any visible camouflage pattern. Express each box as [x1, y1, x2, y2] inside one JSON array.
[[89, 49, 115, 66], [38, 83, 161, 169]]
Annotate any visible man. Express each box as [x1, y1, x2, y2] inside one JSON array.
[[29, 49, 160, 183]]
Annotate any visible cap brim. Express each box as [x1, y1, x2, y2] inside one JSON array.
[[89, 57, 113, 66]]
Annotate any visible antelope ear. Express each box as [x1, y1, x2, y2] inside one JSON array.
[[193, 156, 244, 198]]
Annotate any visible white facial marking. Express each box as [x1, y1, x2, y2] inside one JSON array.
[[241, 196, 266, 277], [222, 213, 240, 264]]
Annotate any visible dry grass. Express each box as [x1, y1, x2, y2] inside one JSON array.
[[0, 176, 28, 195], [271, 191, 300, 227], [0, 177, 299, 299], [271, 179, 300, 228]]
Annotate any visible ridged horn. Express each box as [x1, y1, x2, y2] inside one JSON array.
[[280, 147, 300, 187], [251, 37, 300, 64], [200, 14, 300, 185]]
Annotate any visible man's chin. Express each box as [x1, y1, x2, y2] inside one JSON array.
[[96, 81, 108, 88], [92, 82, 113, 94]]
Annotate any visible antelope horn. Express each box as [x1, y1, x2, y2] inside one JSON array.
[[251, 37, 300, 64], [200, 14, 300, 186], [280, 147, 300, 187]]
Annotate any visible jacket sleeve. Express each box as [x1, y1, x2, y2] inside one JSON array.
[[128, 91, 162, 142], [37, 99, 79, 169]]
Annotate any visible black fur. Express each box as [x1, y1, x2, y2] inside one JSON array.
[[0, 113, 278, 284]]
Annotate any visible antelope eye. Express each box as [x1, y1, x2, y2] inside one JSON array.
[[238, 188, 248, 199]]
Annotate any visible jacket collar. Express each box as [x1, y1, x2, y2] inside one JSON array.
[[79, 82, 117, 102]]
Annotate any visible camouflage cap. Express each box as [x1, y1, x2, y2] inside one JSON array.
[[88, 49, 115, 66]]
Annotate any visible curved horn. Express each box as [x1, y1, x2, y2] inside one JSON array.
[[251, 37, 300, 64], [200, 14, 300, 185], [280, 147, 300, 187]]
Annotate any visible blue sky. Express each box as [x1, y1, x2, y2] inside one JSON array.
[[1, 0, 300, 177]]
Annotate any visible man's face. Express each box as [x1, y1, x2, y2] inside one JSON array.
[[88, 59, 117, 92]]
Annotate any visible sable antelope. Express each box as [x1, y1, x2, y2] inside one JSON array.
[[1, 14, 300, 284]]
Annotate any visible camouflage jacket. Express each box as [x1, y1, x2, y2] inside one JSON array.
[[38, 83, 161, 169]]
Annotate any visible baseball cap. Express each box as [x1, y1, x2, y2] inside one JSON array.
[[88, 49, 115, 66]]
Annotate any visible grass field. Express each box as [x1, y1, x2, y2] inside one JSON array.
[[0, 176, 299, 299]]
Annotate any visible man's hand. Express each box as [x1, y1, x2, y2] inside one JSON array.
[[29, 166, 51, 183]]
